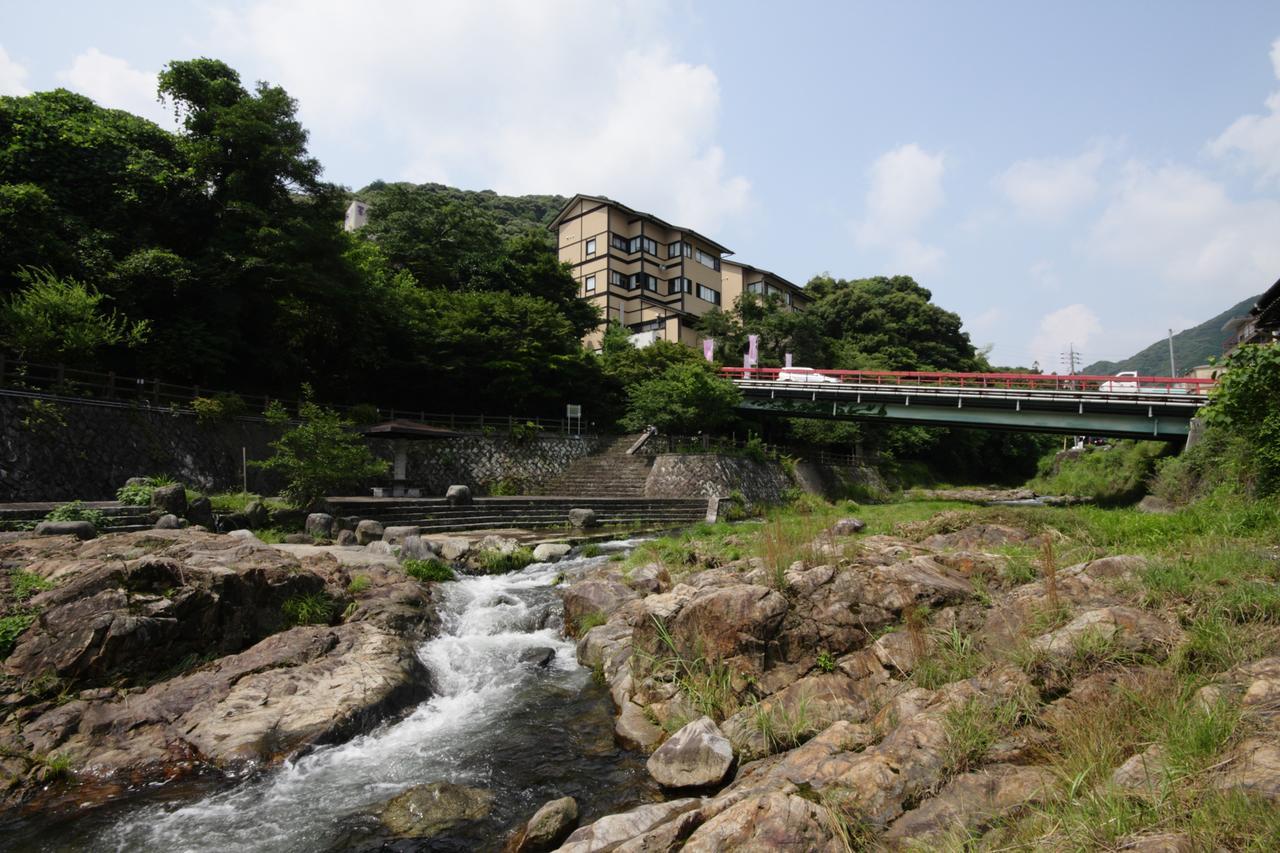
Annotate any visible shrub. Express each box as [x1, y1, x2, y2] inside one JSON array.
[[115, 474, 178, 507], [44, 501, 106, 529], [580, 543, 603, 558], [281, 593, 336, 626], [347, 574, 372, 595], [191, 392, 248, 423], [1201, 343, 1280, 495], [816, 649, 837, 673], [743, 434, 769, 464], [251, 394, 390, 506], [346, 403, 379, 425], [403, 558, 455, 582], [487, 478, 522, 496]]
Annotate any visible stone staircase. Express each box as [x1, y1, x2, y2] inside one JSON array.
[[326, 496, 709, 534], [0, 502, 156, 534], [541, 433, 654, 497]]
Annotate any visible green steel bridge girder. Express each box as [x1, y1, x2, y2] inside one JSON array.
[[736, 396, 1193, 440]]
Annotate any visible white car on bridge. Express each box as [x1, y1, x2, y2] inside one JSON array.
[[776, 367, 841, 384]]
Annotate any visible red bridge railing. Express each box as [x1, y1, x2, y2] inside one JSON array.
[[719, 367, 1216, 395]]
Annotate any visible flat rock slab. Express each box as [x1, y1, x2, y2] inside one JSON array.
[[272, 543, 400, 568], [379, 781, 494, 837]]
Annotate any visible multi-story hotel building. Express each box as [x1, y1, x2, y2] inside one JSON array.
[[549, 194, 808, 350]]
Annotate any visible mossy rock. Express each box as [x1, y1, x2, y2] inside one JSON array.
[[378, 782, 493, 837]]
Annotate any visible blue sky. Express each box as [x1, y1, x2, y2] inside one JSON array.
[[4, 1, 1280, 371]]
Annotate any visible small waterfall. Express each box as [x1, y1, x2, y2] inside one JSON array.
[[37, 543, 656, 853]]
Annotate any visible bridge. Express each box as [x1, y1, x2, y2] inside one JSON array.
[[721, 368, 1214, 441]]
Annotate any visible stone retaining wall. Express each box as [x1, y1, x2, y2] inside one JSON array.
[[0, 396, 285, 501], [0, 395, 608, 502], [643, 454, 794, 504], [368, 434, 607, 496]]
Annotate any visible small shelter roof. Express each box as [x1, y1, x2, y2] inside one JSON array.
[[360, 419, 460, 439]]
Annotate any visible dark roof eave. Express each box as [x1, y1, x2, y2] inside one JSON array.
[[548, 193, 734, 256]]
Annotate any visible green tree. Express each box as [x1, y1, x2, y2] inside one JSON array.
[[0, 267, 149, 362], [253, 397, 389, 506], [621, 362, 741, 434], [1203, 343, 1280, 494]]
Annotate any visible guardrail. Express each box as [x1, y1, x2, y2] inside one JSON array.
[[0, 357, 585, 434], [720, 366, 1216, 394]]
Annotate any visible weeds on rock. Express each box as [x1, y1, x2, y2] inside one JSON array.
[[644, 615, 742, 722], [579, 543, 602, 558], [282, 592, 336, 626], [9, 570, 53, 602], [403, 559, 454, 583], [914, 627, 987, 690], [43, 500, 106, 530], [752, 694, 814, 753], [476, 547, 535, 574], [576, 611, 606, 635], [816, 649, 837, 673], [0, 614, 36, 657], [346, 574, 371, 595], [941, 696, 1025, 776]]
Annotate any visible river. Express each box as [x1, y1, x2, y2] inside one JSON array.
[[8, 540, 657, 852]]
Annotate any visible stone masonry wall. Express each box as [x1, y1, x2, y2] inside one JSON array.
[[0, 396, 285, 502], [0, 395, 608, 503], [644, 454, 794, 504], [367, 433, 607, 496]]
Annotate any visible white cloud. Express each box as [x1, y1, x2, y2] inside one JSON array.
[[853, 143, 946, 276], [997, 145, 1105, 221], [1029, 304, 1102, 373], [1029, 259, 1060, 291], [218, 0, 750, 229], [1088, 161, 1280, 301], [1208, 36, 1280, 185], [0, 44, 30, 96], [56, 48, 170, 124]]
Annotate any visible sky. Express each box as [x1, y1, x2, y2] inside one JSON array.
[[4, 0, 1280, 372]]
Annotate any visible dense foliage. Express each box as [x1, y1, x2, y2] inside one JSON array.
[[252, 397, 389, 506]]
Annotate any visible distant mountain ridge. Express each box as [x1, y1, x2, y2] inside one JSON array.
[[1083, 294, 1260, 376]]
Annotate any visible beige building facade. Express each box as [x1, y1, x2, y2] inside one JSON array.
[[550, 194, 808, 350]]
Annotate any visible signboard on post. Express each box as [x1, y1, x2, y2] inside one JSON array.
[[566, 404, 582, 436]]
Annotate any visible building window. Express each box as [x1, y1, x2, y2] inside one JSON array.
[[585, 238, 596, 257], [630, 273, 658, 292], [697, 284, 721, 305], [670, 277, 693, 295], [746, 282, 764, 295], [609, 270, 623, 286], [642, 237, 658, 255], [611, 233, 629, 251], [694, 248, 720, 271], [584, 275, 596, 292]]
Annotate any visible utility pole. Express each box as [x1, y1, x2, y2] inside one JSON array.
[[1167, 329, 1177, 377], [1060, 343, 1081, 375]]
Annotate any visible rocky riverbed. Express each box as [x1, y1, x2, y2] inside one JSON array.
[[553, 515, 1280, 850]]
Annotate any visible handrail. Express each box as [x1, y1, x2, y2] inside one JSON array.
[[719, 366, 1216, 394]]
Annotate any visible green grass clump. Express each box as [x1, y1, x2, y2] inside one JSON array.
[[942, 696, 1025, 776], [403, 558, 454, 582], [1030, 440, 1169, 505], [476, 547, 535, 574], [913, 627, 987, 690], [580, 543, 602, 558], [347, 574, 372, 594], [10, 570, 53, 602], [576, 611, 607, 635], [816, 649, 837, 673], [0, 613, 36, 657], [281, 592, 335, 626], [43, 500, 106, 529]]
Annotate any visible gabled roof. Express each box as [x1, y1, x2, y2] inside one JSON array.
[[360, 420, 459, 439], [723, 259, 806, 296], [548, 193, 734, 256], [1253, 276, 1280, 319]]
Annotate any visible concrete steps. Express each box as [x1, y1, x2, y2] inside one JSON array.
[[541, 434, 654, 497], [327, 496, 709, 534], [0, 502, 155, 534]]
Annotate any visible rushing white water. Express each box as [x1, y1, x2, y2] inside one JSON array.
[[83, 543, 645, 853]]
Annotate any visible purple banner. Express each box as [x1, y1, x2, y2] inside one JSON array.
[[747, 334, 759, 366], [703, 338, 715, 362]]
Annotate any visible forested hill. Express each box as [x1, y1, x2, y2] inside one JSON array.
[[1083, 294, 1259, 376], [355, 182, 568, 240]]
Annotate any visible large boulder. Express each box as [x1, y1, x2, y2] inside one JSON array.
[[682, 791, 840, 852], [154, 514, 182, 530], [561, 578, 637, 635], [829, 517, 867, 536], [383, 525, 420, 545], [568, 508, 598, 529], [32, 520, 96, 540], [378, 782, 493, 837], [243, 500, 270, 530], [558, 799, 702, 853], [304, 513, 335, 539], [445, 485, 472, 506], [532, 543, 572, 563], [645, 716, 734, 789], [399, 535, 440, 562], [185, 496, 215, 529], [356, 519, 385, 546], [506, 796, 578, 852], [150, 484, 187, 516]]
